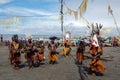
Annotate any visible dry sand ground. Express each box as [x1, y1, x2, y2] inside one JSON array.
[[0, 43, 120, 80]]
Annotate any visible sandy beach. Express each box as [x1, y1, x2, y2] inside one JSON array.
[[0, 43, 120, 80]]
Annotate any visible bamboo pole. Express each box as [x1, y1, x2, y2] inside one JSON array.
[[111, 13, 120, 36], [60, 0, 64, 45]]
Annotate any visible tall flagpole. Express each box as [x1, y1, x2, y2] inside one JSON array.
[[60, 0, 64, 44], [111, 13, 120, 36], [108, 4, 120, 36], [107, 0, 120, 36]]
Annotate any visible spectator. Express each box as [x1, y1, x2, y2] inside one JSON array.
[[1, 35, 3, 42]]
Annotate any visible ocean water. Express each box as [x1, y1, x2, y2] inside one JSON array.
[[2, 34, 61, 41]]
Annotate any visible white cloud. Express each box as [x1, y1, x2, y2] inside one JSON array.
[[0, 0, 13, 4], [0, 7, 57, 16], [64, 0, 120, 28], [38, 0, 58, 2], [64, 0, 82, 10], [0, 0, 120, 35]]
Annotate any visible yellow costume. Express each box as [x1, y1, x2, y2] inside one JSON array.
[[61, 47, 71, 58], [48, 53, 58, 62], [12, 41, 21, 70], [62, 40, 71, 58], [48, 41, 58, 64], [8, 42, 14, 64], [89, 58, 106, 76]]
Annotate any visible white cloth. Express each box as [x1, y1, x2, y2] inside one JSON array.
[[92, 34, 99, 47]]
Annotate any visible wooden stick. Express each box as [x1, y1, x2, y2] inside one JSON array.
[[84, 55, 113, 61]]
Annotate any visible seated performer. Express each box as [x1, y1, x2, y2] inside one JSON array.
[[48, 40, 58, 64]]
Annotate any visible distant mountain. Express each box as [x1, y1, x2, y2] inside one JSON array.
[[0, 26, 119, 37]]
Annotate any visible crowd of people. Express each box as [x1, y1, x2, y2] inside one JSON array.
[[7, 34, 106, 76], [8, 35, 63, 69]]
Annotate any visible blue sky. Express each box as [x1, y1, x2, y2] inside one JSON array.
[[0, 0, 120, 36]]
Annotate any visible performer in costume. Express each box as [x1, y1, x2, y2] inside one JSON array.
[[76, 41, 85, 65], [11, 35, 21, 70], [48, 40, 58, 64], [37, 41, 45, 62], [61, 42, 71, 58], [88, 45, 98, 57], [89, 41, 105, 76], [64, 40, 71, 47], [25, 37, 35, 68], [89, 56, 106, 76], [8, 37, 14, 65]]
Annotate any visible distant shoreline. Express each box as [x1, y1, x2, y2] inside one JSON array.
[[0, 33, 120, 41]]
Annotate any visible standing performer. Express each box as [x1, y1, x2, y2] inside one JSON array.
[[64, 40, 71, 47], [88, 23, 106, 76], [25, 37, 35, 68], [37, 41, 45, 62], [8, 37, 14, 64], [61, 41, 71, 58], [11, 35, 21, 70], [48, 40, 58, 64], [76, 41, 84, 65], [0, 34, 3, 42], [88, 44, 98, 57]]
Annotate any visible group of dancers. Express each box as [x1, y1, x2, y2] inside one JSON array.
[[8, 34, 60, 70], [8, 34, 106, 76]]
